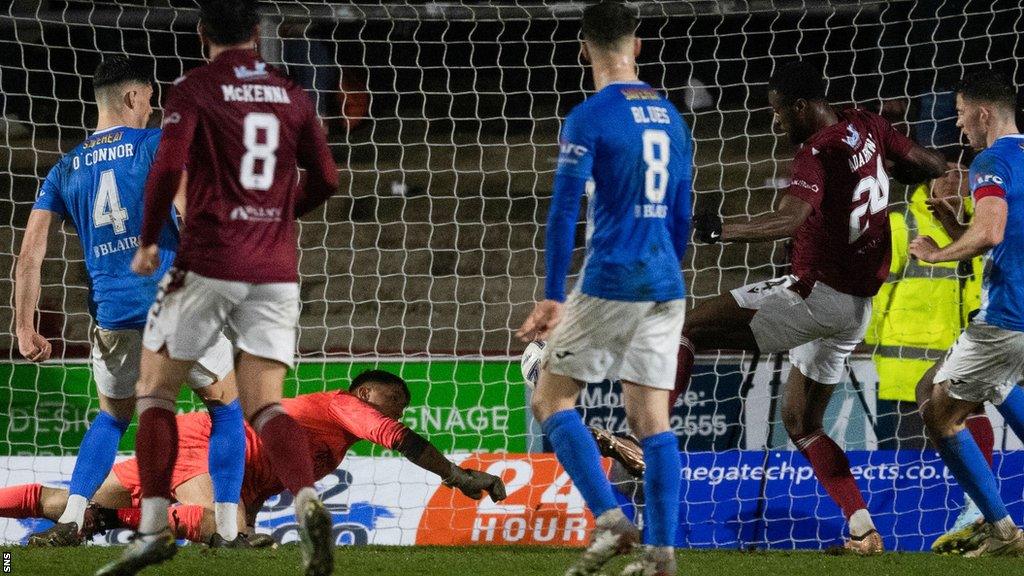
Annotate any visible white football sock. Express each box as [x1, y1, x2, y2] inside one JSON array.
[[294, 487, 319, 526], [139, 496, 170, 537], [58, 494, 89, 527], [215, 502, 239, 541], [993, 516, 1018, 540], [848, 508, 876, 538]]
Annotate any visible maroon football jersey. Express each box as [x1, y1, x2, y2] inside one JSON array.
[[140, 49, 337, 283], [785, 108, 914, 298]]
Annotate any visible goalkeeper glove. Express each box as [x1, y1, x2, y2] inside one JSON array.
[[443, 463, 508, 502], [693, 211, 723, 244]]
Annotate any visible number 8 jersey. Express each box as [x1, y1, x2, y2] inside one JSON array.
[[555, 81, 693, 302], [141, 48, 333, 284], [33, 126, 179, 330], [785, 108, 916, 298]]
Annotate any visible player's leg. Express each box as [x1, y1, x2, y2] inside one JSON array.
[[188, 334, 245, 543], [0, 484, 66, 521], [921, 323, 1024, 556], [670, 291, 757, 409], [230, 280, 332, 575], [672, 276, 818, 410], [30, 328, 139, 546], [533, 293, 646, 576], [617, 299, 685, 576], [99, 272, 240, 576], [781, 367, 878, 548], [133, 348, 194, 536]]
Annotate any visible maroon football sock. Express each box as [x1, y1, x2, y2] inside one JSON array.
[[669, 336, 696, 410], [136, 406, 178, 500], [794, 429, 867, 519], [965, 414, 994, 467], [252, 406, 316, 494]]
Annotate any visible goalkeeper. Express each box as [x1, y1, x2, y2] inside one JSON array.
[[0, 370, 506, 545]]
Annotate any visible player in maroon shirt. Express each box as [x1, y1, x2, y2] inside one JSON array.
[[1, 371, 505, 546], [100, 2, 339, 575], [682, 62, 945, 553]]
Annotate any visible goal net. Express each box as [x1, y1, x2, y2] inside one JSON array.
[[1, 0, 1022, 551]]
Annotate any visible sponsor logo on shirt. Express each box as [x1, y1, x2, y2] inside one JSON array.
[[221, 84, 292, 104], [233, 61, 269, 80], [620, 88, 660, 101], [841, 124, 861, 149], [229, 205, 283, 222], [558, 141, 588, 166], [791, 179, 819, 193], [975, 173, 1004, 186], [161, 112, 181, 127]]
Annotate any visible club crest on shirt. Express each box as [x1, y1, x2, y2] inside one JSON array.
[[842, 124, 861, 149]]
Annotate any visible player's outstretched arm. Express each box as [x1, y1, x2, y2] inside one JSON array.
[[396, 431, 507, 502], [695, 194, 813, 244], [14, 209, 54, 362], [887, 142, 946, 185], [910, 195, 1006, 263]]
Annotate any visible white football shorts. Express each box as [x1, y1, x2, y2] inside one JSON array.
[[143, 268, 300, 368], [731, 275, 871, 385], [91, 325, 233, 399], [542, 292, 685, 390], [935, 320, 1024, 405]]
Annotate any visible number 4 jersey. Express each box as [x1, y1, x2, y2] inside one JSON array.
[[785, 108, 916, 298], [142, 48, 333, 284], [33, 126, 180, 329], [556, 81, 693, 302]]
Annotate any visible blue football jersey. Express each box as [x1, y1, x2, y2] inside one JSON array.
[[33, 126, 178, 330], [555, 82, 692, 302], [968, 134, 1024, 331]]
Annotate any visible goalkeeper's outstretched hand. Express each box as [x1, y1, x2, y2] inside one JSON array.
[[444, 465, 508, 502]]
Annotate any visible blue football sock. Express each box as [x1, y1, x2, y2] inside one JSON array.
[[69, 410, 130, 499], [937, 429, 1009, 522], [542, 409, 618, 517], [997, 386, 1024, 446], [208, 400, 245, 504], [641, 431, 680, 547]]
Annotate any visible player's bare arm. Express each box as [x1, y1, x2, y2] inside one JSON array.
[[394, 431, 507, 502], [910, 195, 1007, 263], [14, 209, 55, 362], [887, 141, 946, 185]]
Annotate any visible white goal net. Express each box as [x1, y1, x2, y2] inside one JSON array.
[[1, 0, 1022, 551]]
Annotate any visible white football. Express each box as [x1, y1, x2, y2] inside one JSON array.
[[520, 340, 546, 390]]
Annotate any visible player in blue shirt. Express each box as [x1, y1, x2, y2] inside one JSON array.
[[12, 57, 246, 547], [911, 71, 1024, 556], [516, 3, 690, 575]]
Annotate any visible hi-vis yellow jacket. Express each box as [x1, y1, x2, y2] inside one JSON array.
[[865, 185, 983, 402]]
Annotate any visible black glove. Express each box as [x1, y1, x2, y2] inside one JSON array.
[[443, 464, 508, 502], [693, 211, 723, 244]]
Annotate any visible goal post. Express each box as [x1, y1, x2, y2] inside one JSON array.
[[1, 0, 1022, 551]]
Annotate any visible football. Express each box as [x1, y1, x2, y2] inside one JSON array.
[[520, 340, 545, 389]]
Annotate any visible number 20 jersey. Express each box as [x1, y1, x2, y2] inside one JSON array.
[[555, 82, 693, 302], [33, 127, 179, 329], [785, 108, 915, 298], [158, 48, 328, 283]]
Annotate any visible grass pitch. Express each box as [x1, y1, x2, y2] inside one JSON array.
[[1, 545, 1021, 576]]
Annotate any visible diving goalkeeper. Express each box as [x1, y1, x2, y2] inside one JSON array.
[[0, 370, 507, 545]]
